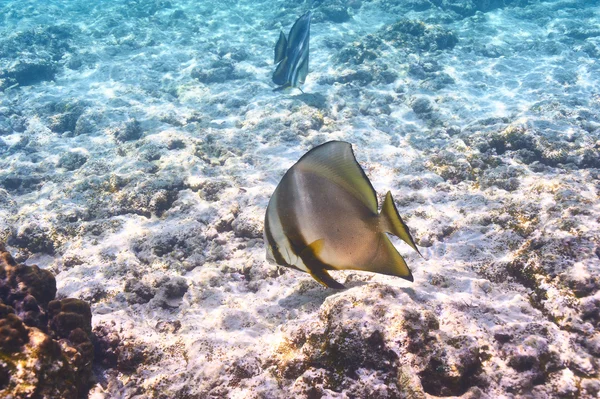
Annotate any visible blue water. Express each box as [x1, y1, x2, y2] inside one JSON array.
[[0, 0, 599, 397]]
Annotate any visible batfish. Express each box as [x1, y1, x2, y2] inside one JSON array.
[[272, 11, 312, 91], [263, 141, 421, 289]]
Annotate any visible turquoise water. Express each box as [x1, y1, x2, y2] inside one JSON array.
[[1, 0, 599, 397]]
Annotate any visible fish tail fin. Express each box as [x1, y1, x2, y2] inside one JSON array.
[[381, 191, 422, 256]]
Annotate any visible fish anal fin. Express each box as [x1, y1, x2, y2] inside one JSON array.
[[274, 31, 287, 64], [381, 191, 421, 256]]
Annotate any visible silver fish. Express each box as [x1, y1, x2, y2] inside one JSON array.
[[272, 11, 312, 91], [264, 141, 421, 288]]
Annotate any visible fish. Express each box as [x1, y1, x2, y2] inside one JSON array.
[[272, 11, 313, 91], [263, 141, 421, 289]]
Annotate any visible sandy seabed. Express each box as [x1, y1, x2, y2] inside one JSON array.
[[0, 0, 599, 397]]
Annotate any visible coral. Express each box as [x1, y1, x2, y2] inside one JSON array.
[[0, 305, 29, 352], [0, 245, 94, 399], [0, 247, 56, 329]]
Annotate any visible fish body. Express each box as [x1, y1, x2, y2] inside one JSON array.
[[272, 11, 312, 90], [264, 141, 421, 288]]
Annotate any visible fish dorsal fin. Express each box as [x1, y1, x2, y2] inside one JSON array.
[[287, 11, 312, 50], [274, 31, 287, 64], [381, 191, 421, 256], [297, 141, 378, 214], [272, 57, 289, 85]]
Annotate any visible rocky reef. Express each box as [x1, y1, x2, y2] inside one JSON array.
[[0, 244, 94, 399]]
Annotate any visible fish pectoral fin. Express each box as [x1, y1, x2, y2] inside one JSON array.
[[360, 233, 413, 282], [381, 191, 422, 257], [300, 239, 345, 289], [300, 238, 325, 259]]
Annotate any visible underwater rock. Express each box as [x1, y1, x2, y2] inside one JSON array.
[[320, 67, 375, 85], [379, 0, 530, 17], [86, 172, 184, 219], [115, 119, 143, 142], [336, 35, 382, 65], [150, 276, 189, 308], [74, 110, 99, 136], [426, 149, 479, 183], [93, 323, 121, 368], [191, 59, 250, 84], [0, 60, 58, 91], [381, 19, 458, 51], [270, 286, 488, 396], [0, 24, 74, 61], [9, 221, 56, 255], [479, 165, 523, 191], [0, 245, 94, 399], [318, 2, 351, 23], [48, 106, 85, 134], [411, 97, 434, 115], [334, 18, 457, 82], [160, 276, 188, 298], [124, 279, 156, 304], [232, 210, 263, 239], [469, 124, 600, 169], [58, 151, 89, 171]]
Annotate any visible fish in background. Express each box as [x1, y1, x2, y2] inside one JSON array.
[[264, 141, 421, 289], [272, 11, 313, 92]]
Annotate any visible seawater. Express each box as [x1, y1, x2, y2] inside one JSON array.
[[0, 0, 599, 398]]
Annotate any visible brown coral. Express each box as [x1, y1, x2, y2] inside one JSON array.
[[0, 244, 94, 399]]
